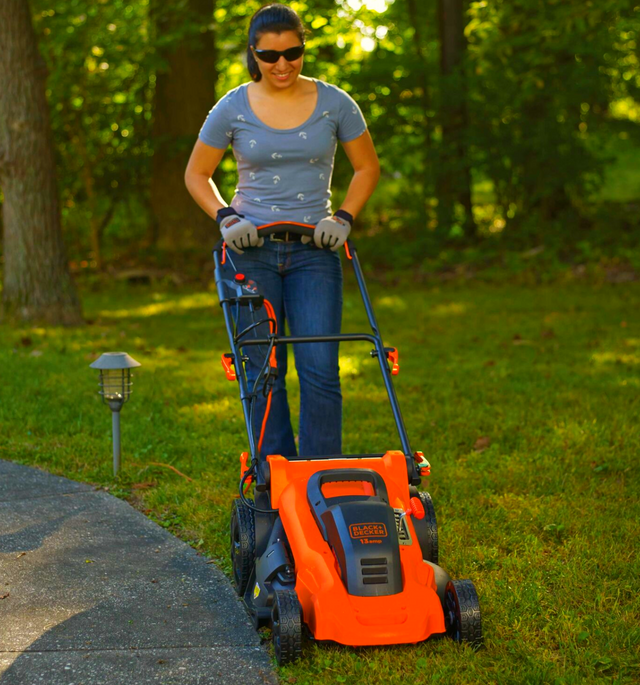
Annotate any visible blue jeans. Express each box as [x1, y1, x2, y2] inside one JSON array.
[[223, 239, 343, 459]]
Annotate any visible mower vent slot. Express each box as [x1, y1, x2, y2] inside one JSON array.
[[362, 566, 387, 575], [360, 558, 386, 566], [360, 558, 388, 585]]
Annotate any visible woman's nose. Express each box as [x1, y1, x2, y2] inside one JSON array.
[[276, 55, 288, 68]]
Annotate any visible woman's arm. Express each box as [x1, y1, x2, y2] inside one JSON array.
[[338, 130, 381, 219], [184, 140, 229, 220]]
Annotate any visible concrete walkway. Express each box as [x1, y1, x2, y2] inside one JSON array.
[[0, 460, 277, 685]]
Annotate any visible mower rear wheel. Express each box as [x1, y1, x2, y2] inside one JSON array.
[[230, 498, 255, 596], [444, 579, 483, 649], [414, 491, 439, 564], [271, 590, 302, 666]]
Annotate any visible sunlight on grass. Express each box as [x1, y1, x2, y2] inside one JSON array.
[[431, 301, 468, 316], [620, 378, 640, 387], [102, 292, 217, 319], [591, 350, 640, 366], [178, 398, 234, 419], [375, 295, 408, 311], [339, 355, 363, 377]]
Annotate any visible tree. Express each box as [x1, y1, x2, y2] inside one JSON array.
[[149, 0, 219, 249], [0, 0, 82, 325], [436, 0, 474, 239], [32, 0, 155, 271]]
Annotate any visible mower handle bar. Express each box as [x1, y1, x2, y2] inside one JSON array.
[[214, 221, 341, 252], [257, 221, 315, 237]]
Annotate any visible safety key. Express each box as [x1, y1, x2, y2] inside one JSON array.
[[221, 353, 236, 381], [386, 348, 399, 375]]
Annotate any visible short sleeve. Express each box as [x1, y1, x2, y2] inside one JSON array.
[[337, 89, 367, 143], [199, 95, 233, 149]]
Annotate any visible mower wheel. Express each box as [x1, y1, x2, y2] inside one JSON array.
[[271, 590, 302, 666], [230, 498, 255, 596], [444, 579, 483, 650], [414, 491, 439, 565]]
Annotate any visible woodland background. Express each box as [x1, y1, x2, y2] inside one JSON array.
[[1, 0, 640, 323]]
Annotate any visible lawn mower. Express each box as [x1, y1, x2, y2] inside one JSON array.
[[213, 222, 482, 665]]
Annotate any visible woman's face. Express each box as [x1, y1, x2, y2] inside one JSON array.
[[253, 30, 304, 89]]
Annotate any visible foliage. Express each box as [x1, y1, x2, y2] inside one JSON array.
[[4, 0, 640, 268], [1, 277, 639, 682], [32, 0, 155, 261]]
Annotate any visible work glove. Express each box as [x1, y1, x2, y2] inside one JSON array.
[[217, 207, 264, 255], [302, 210, 353, 251]]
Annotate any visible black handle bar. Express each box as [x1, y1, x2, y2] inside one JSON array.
[[214, 221, 338, 252]]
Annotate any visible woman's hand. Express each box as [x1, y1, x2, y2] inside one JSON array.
[[218, 209, 264, 254], [306, 212, 352, 251]]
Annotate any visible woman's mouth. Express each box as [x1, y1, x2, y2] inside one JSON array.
[[272, 72, 291, 81]]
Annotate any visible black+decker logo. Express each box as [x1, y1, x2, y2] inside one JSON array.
[[349, 523, 388, 539]]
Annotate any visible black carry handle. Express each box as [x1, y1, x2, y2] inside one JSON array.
[[213, 221, 315, 253], [307, 469, 389, 507], [307, 469, 390, 543]]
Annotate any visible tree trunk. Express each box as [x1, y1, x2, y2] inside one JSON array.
[[406, 0, 433, 233], [149, 0, 218, 250], [436, 0, 475, 240], [0, 0, 82, 325]]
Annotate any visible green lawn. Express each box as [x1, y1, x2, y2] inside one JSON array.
[[1, 274, 639, 684]]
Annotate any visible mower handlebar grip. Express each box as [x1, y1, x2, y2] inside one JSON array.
[[213, 222, 316, 254]]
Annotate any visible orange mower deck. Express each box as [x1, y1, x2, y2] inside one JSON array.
[[268, 451, 445, 645]]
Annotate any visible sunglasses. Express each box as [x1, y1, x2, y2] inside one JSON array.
[[252, 44, 305, 63]]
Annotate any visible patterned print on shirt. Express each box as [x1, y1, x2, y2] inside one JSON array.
[[297, 193, 305, 201], [271, 205, 280, 212], [271, 152, 283, 159], [273, 175, 280, 184], [309, 158, 319, 164], [237, 114, 246, 122], [322, 111, 330, 117], [299, 132, 307, 139], [250, 140, 257, 148]]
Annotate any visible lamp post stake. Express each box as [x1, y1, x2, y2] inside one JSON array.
[[112, 410, 121, 476]]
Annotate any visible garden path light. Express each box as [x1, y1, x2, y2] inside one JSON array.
[[90, 352, 140, 476]]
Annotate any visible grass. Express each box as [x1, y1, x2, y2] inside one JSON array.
[[1, 272, 639, 684]]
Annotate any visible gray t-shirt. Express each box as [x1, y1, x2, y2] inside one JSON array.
[[199, 79, 367, 226]]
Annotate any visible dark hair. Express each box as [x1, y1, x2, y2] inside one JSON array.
[[246, 4, 307, 82]]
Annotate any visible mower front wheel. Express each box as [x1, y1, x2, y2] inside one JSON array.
[[444, 579, 483, 650], [230, 498, 255, 596], [271, 590, 302, 666]]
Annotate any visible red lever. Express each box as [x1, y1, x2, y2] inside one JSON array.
[[386, 348, 399, 375], [221, 353, 236, 381], [239, 451, 252, 492], [408, 497, 425, 520]]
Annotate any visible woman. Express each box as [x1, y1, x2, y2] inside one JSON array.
[[185, 3, 380, 459]]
